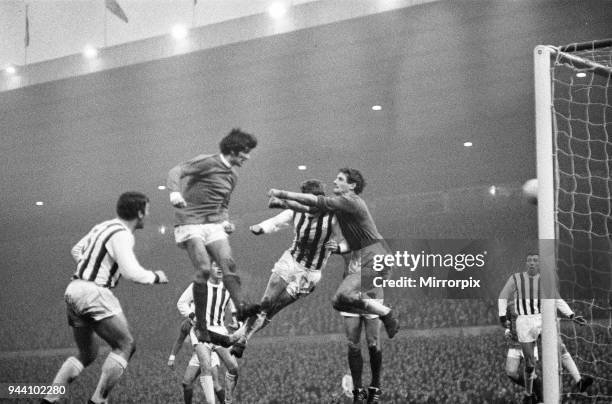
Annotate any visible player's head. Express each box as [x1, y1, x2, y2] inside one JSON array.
[[116, 191, 150, 228], [525, 253, 539, 276], [219, 128, 258, 167], [334, 168, 366, 195], [301, 179, 325, 196], [210, 262, 223, 280]]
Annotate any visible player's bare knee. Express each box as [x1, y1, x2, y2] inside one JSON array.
[[182, 381, 194, 389], [347, 341, 361, 353], [367, 339, 379, 349]]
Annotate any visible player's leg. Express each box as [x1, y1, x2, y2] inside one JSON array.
[[88, 312, 136, 404], [559, 340, 593, 392], [216, 347, 239, 404], [182, 354, 201, 404], [364, 317, 382, 404], [520, 341, 537, 397], [185, 236, 213, 341], [194, 343, 216, 404], [344, 316, 367, 403], [209, 352, 225, 403], [505, 351, 523, 385], [231, 261, 297, 358], [42, 325, 97, 403], [206, 237, 259, 321]]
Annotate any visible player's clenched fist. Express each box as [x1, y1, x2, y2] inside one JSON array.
[[153, 270, 169, 284], [267, 188, 288, 198], [169, 191, 186, 208]]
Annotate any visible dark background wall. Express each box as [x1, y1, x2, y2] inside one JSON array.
[[1, 0, 611, 351]]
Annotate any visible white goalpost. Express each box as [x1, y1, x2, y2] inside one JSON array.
[[534, 39, 612, 404]]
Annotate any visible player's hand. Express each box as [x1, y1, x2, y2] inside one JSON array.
[[268, 196, 287, 209], [169, 191, 187, 208], [571, 314, 587, 326], [268, 188, 281, 197], [250, 224, 264, 235], [154, 270, 169, 284], [167, 357, 175, 369], [221, 220, 236, 234], [503, 328, 512, 341], [325, 240, 340, 253], [499, 315, 510, 329]]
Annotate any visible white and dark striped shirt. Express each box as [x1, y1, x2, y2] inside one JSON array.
[[177, 282, 234, 328], [498, 272, 573, 317], [71, 218, 156, 288], [256, 209, 342, 270]]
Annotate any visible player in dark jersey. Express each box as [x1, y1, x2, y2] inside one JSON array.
[[230, 179, 345, 358], [42, 192, 168, 404], [268, 168, 399, 338], [167, 129, 260, 345]]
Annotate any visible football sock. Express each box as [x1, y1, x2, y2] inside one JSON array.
[[368, 345, 382, 388], [90, 352, 127, 403], [199, 375, 215, 404], [348, 345, 363, 388], [225, 372, 238, 404], [562, 352, 581, 383], [43, 356, 84, 402], [182, 383, 193, 404]]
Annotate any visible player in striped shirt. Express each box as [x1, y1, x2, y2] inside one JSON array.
[[268, 168, 400, 338], [177, 264, 241, 404], [42, 192, 168, 404], [498, 253, 591, 402], [167, 129, 260, 345], [167, 318, 227, 404], [229, 179, 345, 358]]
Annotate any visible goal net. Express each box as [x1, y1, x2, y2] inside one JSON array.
[[535, 39, 612, 403]]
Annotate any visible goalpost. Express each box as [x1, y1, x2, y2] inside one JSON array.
[[534, 39, 612, 403]]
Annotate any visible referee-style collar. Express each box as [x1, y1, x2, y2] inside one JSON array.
[[219, 153, 231, 168]]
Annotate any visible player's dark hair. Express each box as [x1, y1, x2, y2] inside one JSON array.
[[116, 191, 149, 220], [301, 179, 325, 196], [219, 128, 258, 155], [339, 167, 366, 194]]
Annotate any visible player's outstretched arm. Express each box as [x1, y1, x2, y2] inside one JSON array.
[[269, 189, 318, 206], [109, 232, 168, 284]]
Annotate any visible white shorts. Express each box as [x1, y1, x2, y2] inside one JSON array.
[[188, 350, 220, 368], [516, 314, 542, 343], [174, 223, 228, 248], [189, 325, 229, 346], [507, 345, 539, 360], [272, 250, 322, 298], [340, 299, 382, 319], [64, 279, 122, 327]]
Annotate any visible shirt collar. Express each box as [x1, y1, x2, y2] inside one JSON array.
[[219, 154, 231, 168]]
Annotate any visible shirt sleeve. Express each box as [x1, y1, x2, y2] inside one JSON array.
[[177, 283, 195, 318], [257, 209, 294, 233], [70, 234, 89, 263], [316, 195, 358, 213], [331, 215, 349, 253], [556, 299, 574, 318], [498, 275, 515, 316], [106, 231, 157, 284], [166, 154, 214, 192]]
